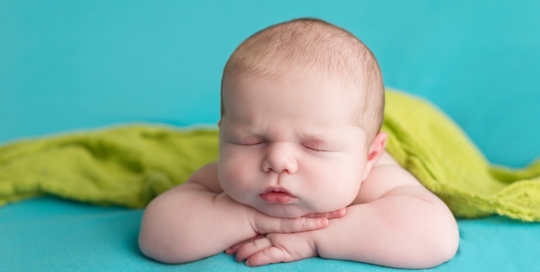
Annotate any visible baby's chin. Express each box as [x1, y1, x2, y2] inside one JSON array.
[[255, 204, 316, 219]]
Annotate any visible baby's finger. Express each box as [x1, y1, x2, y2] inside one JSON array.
[[226, 242, 245, 255], [235, 237, 272, 263], [246, 247, 287, 267], [226, 235, 264, 255], [255, 217, 328, 234], [305, 208, 347, 219]]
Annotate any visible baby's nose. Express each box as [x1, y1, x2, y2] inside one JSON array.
[[261, 143, 298, 174]]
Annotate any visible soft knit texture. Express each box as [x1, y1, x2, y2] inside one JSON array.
[[1, 90, 539, 221], [0, 127, 219, 208], [382, 90, 540, 221]]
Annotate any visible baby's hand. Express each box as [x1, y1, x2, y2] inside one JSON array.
[[228, 208, 347, 266], [248, 207, 346, 235], [303, 207, 347, 219], [228, 232, 317, 266]]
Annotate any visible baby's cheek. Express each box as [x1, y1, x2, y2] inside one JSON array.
[[221, 147, 249, 174], [220, 152, 255, 193], [227, 155, 253, 179], [317, 164, 361, 209]]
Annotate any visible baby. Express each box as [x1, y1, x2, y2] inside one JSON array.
[[139, 18, 459, 269]]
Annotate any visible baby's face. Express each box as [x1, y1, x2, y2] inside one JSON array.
[[218, 73, 369, 218]]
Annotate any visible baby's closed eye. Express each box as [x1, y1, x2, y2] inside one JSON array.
[[227, 136, 265, 146], [238, 141, 265, 146], [301, 144, 328, 152], [301, 138, 333, 152]]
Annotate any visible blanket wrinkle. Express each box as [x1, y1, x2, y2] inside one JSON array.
[[1, 90, 539, 221]]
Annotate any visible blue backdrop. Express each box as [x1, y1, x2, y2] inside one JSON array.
[[2, 0, 539, 167], [1, 1, 539, 271]]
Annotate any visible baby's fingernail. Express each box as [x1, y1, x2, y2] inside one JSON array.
[[319, 218, 328, 226]]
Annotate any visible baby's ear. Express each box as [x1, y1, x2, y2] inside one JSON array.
[[217, 120, 222, 127], [363, 132, 388, 180], [367, 132, 387, 162]]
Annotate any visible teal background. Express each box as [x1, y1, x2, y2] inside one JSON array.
[[1, 0, 540, 271], [1, 0, 539, 167]]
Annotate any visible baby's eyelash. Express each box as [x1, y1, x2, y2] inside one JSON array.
[[303, 145, 326, 152], [243, 142, 264, 146], [226, 136, 265, 146], [233, 140, 264, 146]]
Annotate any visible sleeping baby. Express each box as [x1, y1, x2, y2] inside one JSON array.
[[139, 18, 459, 269]]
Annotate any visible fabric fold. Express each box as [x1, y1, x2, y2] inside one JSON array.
[[382, 90, 540, 221], [0, 127, 219, 208]]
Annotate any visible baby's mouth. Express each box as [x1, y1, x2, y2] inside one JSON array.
[[260, 187, 296, 204]]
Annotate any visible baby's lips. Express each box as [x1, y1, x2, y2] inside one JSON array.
[[260, 191, 295, 204]]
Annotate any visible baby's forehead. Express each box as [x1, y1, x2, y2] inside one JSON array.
[[223, 71, 367, 126], [229, 63, 367, 98]]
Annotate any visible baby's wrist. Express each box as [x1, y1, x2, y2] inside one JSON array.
[[299, 228, 321, 256], [213, 192, 260, 237], [308, 217, 339, 255]]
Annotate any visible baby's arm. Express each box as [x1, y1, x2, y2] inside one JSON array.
[[315, 160, 459, 268], [138, 162, 332, 264], [233, 152, 459, 269]]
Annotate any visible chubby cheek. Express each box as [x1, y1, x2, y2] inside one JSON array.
[[218, 145, 260, 203], [304, 157, 363, 211]]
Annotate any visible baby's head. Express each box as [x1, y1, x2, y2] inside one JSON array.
[[218, 18, 387, 218], [222, 18, 384, 143]]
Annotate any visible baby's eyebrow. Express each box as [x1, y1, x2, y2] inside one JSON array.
[[302, 135, 331, 146], [222, 125, 262, 138]]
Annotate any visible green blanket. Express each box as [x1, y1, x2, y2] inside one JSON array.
[[1, 90, 539, 221]]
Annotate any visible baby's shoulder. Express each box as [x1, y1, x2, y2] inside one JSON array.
[[186, 162, 223, 193], [353, 151, 423, 204]]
